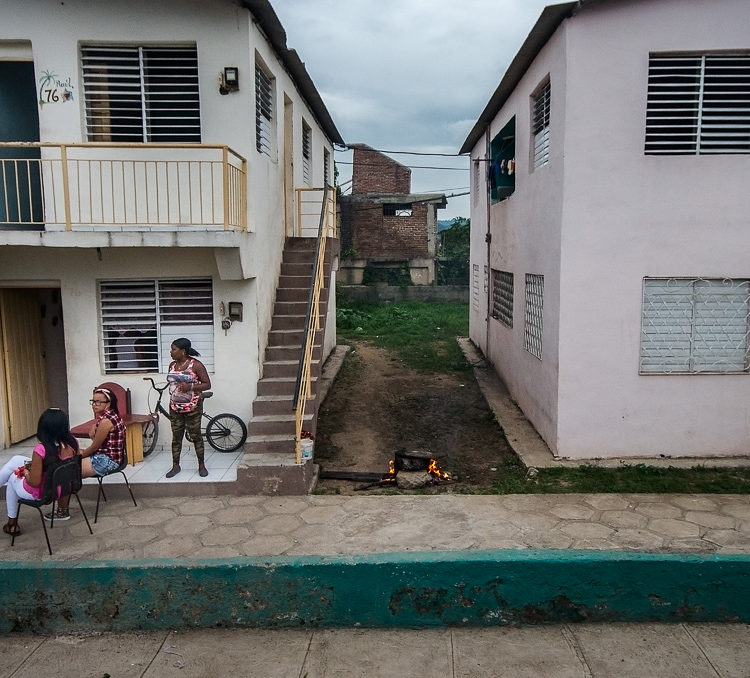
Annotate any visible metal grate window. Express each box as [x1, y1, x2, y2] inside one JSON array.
[[255, 62, 273, 156], [323, 148, 331, 186], [81, 45, 201, 142], [645, 54, 750, 155], [99, 278, 214, 373], [524, 274, 544, 359], [532, 80, 551, 169], [641, 277, 750, 373], [472, 264, 480, 312], [302, 121, 312, 185], [383, 203, 412, 217], [491, 269, 514, 327]]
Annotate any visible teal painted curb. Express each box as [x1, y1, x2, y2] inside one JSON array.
[[2, 550, 750, 633]]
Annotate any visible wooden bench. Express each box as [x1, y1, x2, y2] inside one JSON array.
[[70, 382, 152, 465]]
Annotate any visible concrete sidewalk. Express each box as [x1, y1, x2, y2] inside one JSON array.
[[4, 622, 750, 677]]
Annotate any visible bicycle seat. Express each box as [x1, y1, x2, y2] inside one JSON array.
[[202, 391, 213, 399]]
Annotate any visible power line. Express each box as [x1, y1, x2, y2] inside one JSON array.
[[336, 160, 467, 171], [340, 146, 466, 158]]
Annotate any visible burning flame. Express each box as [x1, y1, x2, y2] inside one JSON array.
[[388, 459, 395, 475], [428, 458, 451, 480]]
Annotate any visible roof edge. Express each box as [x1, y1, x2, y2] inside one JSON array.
[[459, 2, 577, 155], [242, 0, 344, 146]]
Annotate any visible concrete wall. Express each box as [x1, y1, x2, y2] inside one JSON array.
[[2, 550, 749, 632], [470, 0, 750, 460], [338, 285, 468, 305]]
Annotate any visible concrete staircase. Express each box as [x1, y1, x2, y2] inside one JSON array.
[[237, 237, 334, 494]]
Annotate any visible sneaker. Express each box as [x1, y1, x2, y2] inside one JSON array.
[[43, 508, 70, 522]]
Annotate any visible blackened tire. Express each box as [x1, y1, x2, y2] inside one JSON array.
[[205, 414, 247, 452], [142, 417, 159, 457]]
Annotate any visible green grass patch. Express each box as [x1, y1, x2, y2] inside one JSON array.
[[472, 460, 750, 494], [332, 300, 750, 494], [337, 301, 469, 373]]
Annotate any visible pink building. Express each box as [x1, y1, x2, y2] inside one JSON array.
[[462, 0, 750, 460]]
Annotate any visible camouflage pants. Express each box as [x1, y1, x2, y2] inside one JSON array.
[[170, 401, 204, 465]]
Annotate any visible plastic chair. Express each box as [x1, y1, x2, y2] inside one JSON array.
[[94, 444, 137, 523], [12, 456, 93, 555]]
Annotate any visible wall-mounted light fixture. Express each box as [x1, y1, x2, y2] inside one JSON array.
[[228, 301, 243, 321], [219, 67, 239, 95]]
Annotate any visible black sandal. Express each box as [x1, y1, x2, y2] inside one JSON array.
[[3, 523, 21, 536]]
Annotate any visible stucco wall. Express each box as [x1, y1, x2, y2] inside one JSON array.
[[557, 0, 750, 458]]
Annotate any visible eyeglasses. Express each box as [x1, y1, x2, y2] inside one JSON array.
[[89, 399, 109, 405]]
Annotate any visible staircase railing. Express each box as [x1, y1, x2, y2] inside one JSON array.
[[293, 185, 336, 463]]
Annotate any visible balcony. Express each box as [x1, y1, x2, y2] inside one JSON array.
[[0, 143, 247, 240]]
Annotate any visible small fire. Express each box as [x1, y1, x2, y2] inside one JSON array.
[[388, 459, 395, 475], [428, 458, 452, 480]]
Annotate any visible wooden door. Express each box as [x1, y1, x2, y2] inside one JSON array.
[[0, 289, 48, 443]]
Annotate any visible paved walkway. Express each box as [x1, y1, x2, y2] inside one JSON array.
[[4, 622, 750, 677], [2, 491, 750, 562]]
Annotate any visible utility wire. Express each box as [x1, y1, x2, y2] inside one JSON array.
[[336, 160, 467, 171], [338, 146, 466, 158]]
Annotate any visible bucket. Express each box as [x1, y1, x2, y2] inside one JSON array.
[[300, 438, 314, 461]]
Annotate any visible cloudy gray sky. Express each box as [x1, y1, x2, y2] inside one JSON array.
[[272, 0, 553, 219]]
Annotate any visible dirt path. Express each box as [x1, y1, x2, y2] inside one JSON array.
[[313, 341, 515, 494]]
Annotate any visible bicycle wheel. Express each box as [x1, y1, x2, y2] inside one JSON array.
[[205, 413, 247, 452], [142, 417, 159, 457]]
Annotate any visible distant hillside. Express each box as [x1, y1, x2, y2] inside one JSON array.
[[438, 220, 453, 232]]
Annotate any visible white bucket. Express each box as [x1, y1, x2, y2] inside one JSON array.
[[300, 438, 314, 461]]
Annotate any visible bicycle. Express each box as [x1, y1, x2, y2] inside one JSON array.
[[141, 377, 247, 456]]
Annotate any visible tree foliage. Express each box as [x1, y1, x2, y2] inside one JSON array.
[[437, 217, 470, 285]]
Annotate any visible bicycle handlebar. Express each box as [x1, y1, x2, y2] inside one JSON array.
[[143, 376, 169, 394]]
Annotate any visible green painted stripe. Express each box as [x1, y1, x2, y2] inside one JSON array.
[[2, 550, 749, 633]]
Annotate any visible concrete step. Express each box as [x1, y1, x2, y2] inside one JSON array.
[[265, 343, 321, 362], [256, 375, 317, 396], [270, 314, 306, 331], [267, 328, 322, 347], [245, 433, 297, 454], [252, 394, 315, 417], [248, 413, 315, 436], [263, 359, 320, 379]]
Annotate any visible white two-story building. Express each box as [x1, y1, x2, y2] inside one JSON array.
[[0, 0, 343, 487]]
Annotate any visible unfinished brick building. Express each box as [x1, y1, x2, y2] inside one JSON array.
[[339, 144, 446, 285]]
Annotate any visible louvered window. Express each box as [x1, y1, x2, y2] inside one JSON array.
[[81, 45, 201, 142], [99, 278, 214, 373], [532, 81, 551, 169], [524, 274, 544, 359], [645, 54, 750, 155], [640, 278, 749, 373], [491, 269, 514, 327], [302, 121, 312, 185], [323, 148, 331, 186], [472, 264, 480, 312], [255, 62, 273, 156]]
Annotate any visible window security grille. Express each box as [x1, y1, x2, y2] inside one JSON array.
[[99, 278, 214, 373], [302, 122, 312, 185], [640, 278, 750, 373], [491, 269, 514, 327], [255, 63, 273, 156], [524, 274, 544, 359], [323, 149, 331, 186], [81, 45, 201, 142], [473, 160, 480, 207], [645, 54, 750, 155], [383, 203, 412, 217], [472, 264, 480, 312], [532, 81, 551, 168]]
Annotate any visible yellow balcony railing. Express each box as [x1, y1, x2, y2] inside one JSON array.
[[295, 186, 336, 239], [293, 185, 336, 463], [0, 142, 247, 231]]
